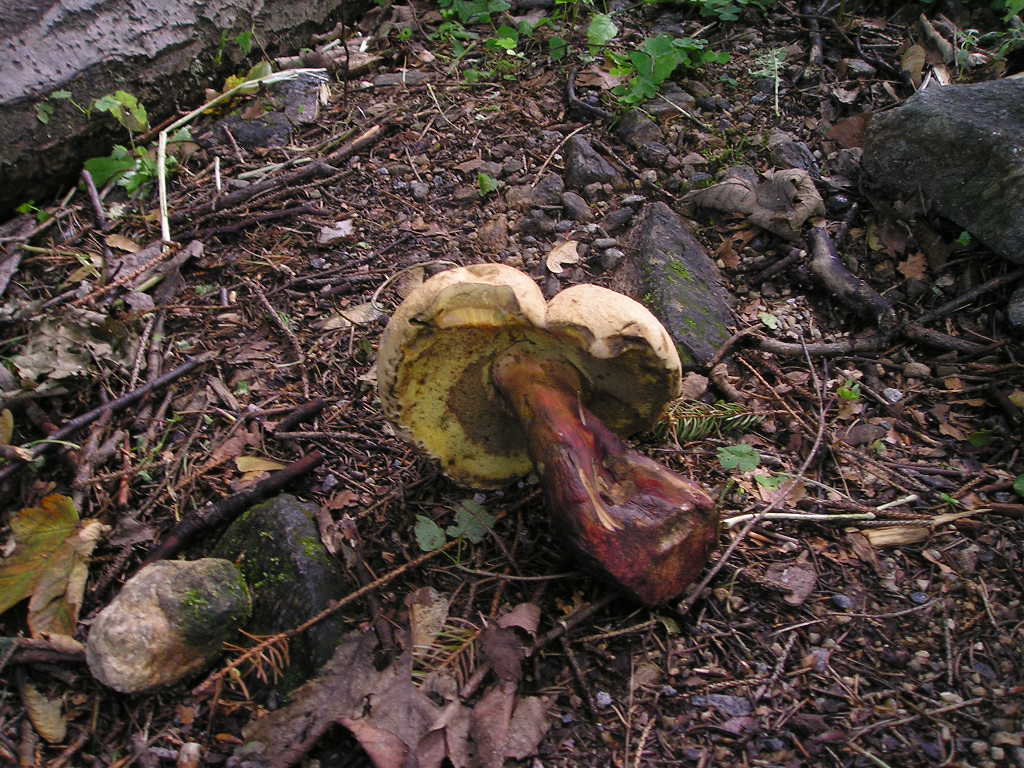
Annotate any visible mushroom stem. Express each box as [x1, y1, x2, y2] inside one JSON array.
[[492, 345, 719, 605]]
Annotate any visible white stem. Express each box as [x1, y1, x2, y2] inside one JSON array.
[[722, 511, 875, 529]]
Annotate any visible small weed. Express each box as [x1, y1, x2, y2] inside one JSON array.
[[477, 172, 500, 196], [717, 443, 761, 472], [608, 36, 729, 105], [749, 47, 787, 116], [837, 380, 861, 401]]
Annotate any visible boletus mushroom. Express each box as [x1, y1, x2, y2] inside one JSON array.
[[377, 264, 717, 604]]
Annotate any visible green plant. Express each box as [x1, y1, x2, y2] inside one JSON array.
[[837, 380, 861, 401], [414, 500, 497, 551], [608, 36, 729, 105], [749, 47, 786, 116], [477, 172, 500, 196], [659, 400, 762, 442], [83, 128, 192, 198], [587, 13, 618, 54], [717, 443, 761, 472], [681, 0, 775, 21], [14, 201, 52, 224], [1014, 474, 1024, 498], [93, 90, 149, 133], [439, 0, 510, 25]]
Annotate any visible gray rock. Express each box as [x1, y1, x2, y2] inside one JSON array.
[[209, 112, 293, 150], [212, 494, 350, 692], [561, 191, 593, 221], [622, 202, 733, 365], [593, 237, 618, 250], [477, 214, 508, 253], [598, 248, 625, 272], [533, 172, 565, 206], [410, 181, 430, 201], [863, 79, 1024, 264], [768, 130, 821, 178], [644, 82, 697, 117], [564, 136, 627, 191], [518, 209, 557, 237], [1009, 283, 1024, 329], [601, 207, 636, 233], [86, 559, 251, 693], [617, 110, 665, 148]]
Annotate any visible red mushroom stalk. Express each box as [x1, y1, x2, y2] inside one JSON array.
[[492, 346, 716, 605], [377, 264, 719, 605]]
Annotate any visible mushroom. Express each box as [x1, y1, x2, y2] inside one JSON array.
[[377, 263, 717, 604]]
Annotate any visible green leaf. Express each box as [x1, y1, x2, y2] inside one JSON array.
[[717, 443, 761, 472], [754, 472, 786, 490], [966, 430, 994, 448], [414, 515, 447, 551], [1014, 474, 1024, 498], [478, 172, 500, 196], [49, 90, 72, 100], [235, 30, 254, 55], [548, 36, 568, 61], [83, 148, 137, 188], [35, 102, 54, 125], [93, 90, 149, 132], [837, 380, 861, 401], [758, 312, 779, 330], [587, 13, 618, 50], [446, 500, 496, 544]]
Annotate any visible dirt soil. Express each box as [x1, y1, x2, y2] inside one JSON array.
[[1, 1, 1023, 766]]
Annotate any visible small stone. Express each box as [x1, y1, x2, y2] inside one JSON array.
[[882, 387, 903, 403], [831, 594, 854, 610], [517, 209, 556, 237], [827, 194, 852, 213], [410, 182, 429, 201], [621, 194, 647, 206], [309, 257, 327, 269], [452, 185, 478, 204], [564, 135, 627, 191], [592, 237, 618, 250], [598, 248, 625, 272], [910, 591, 930, 605], [86, 559, 251, 693], [600, 207, 635, 233], [595, 691, 613, 709], [532, 172, 565, 206], [477, 214, 509, 253], [992, 747, 1006, 762], [561, 191, 593, 222], [972, 741, 990, 756], [582, 181, 605, 202], [1009, 284, 1024, 329]]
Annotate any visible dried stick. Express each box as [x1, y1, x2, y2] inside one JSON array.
[[248, 279, 310, 399], [142, 450, 324, 564], [807, 226, 897, 333], [0, 352, 214, 486]]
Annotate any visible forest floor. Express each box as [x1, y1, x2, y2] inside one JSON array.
[[1, 1, 1023, 766]]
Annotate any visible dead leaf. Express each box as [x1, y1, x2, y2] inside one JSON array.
[[862, 526, 929, 547], [407, 587, 450, 650], [898, 252, 928, 280], [901, 44, 927, 87], [0, 408, 12, 444], [20, 681, 67, 743], [497, 602, 540, 638], [826, 113, 872, 148], [105, 233, 141, 252], [235, 456, 287, 473], [760, 560, 817, 606], [317, 219, 355, 245], [0, 495, 110, 637], [545, 240, 580, 274]]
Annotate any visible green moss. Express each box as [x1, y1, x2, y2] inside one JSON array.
[[666, 259, 695, 283], [300, 536, 331, 565]]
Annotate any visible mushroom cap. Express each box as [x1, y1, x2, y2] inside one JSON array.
[[377, 263, 681, 488]]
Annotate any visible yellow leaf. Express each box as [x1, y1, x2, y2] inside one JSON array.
[[0, 496, 109, 637], [235, 456, 286, 473]]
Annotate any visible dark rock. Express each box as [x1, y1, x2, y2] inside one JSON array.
[[616, 110, 665, 148], [212, 494, 350, 693], [582, 182, 606, 202], [210, 112, 293, 150], [533, 172, 565, 206], [768, 130, 821, 178], [618, 202, 733, 365], [831, 594, 854, 610], [689, 172, 714, 186], [600, 207, 636, 233], [692, 694, 752, 717], [592, 237, 618, 250], [477, 214, 508, 253], [86, 559, 251, 693], [561, 191, 593, 221], [598, 248, 625, 272], [564, 136, 627, 191], [273, 72, 323, 126], [863, 79, 1024, 264], [909, 591, 930, 605], [517, 209, 556, 237], [639, 142, 672, 166], [827, 194, 852, 213], [644, 82, 697, 118]]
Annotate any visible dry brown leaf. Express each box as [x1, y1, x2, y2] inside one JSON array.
[[0, 408, 12, 445], [545, 240, 580, 274], [21, 681, 67, 743], [407, 587, 450, 649], [862, 526, 929, 547], [104, 233, 141, 252], [901, 43, 927, 87], [898, 252, 928, 280], [234, 456, 287, 473]]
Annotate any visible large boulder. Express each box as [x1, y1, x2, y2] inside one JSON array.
[[0, 0, 363, 218], [862, 79, 1024, 265]]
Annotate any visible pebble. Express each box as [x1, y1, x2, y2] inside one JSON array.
[[598, 248, 625, 272], [827, 194, 852, 213], [621, 194, 647, 206], [902, 362, 932, 378], [561, 191, 593, 222], [410, 181, 429, 201], [592, 237, 618, 250], [309, 257, 327, 269], [909, 591, 930, 605], [831, 594, 854, 610], [600, 207, 636, 233], [882, 387, 904, 403], [595, 691, 613, 709]]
